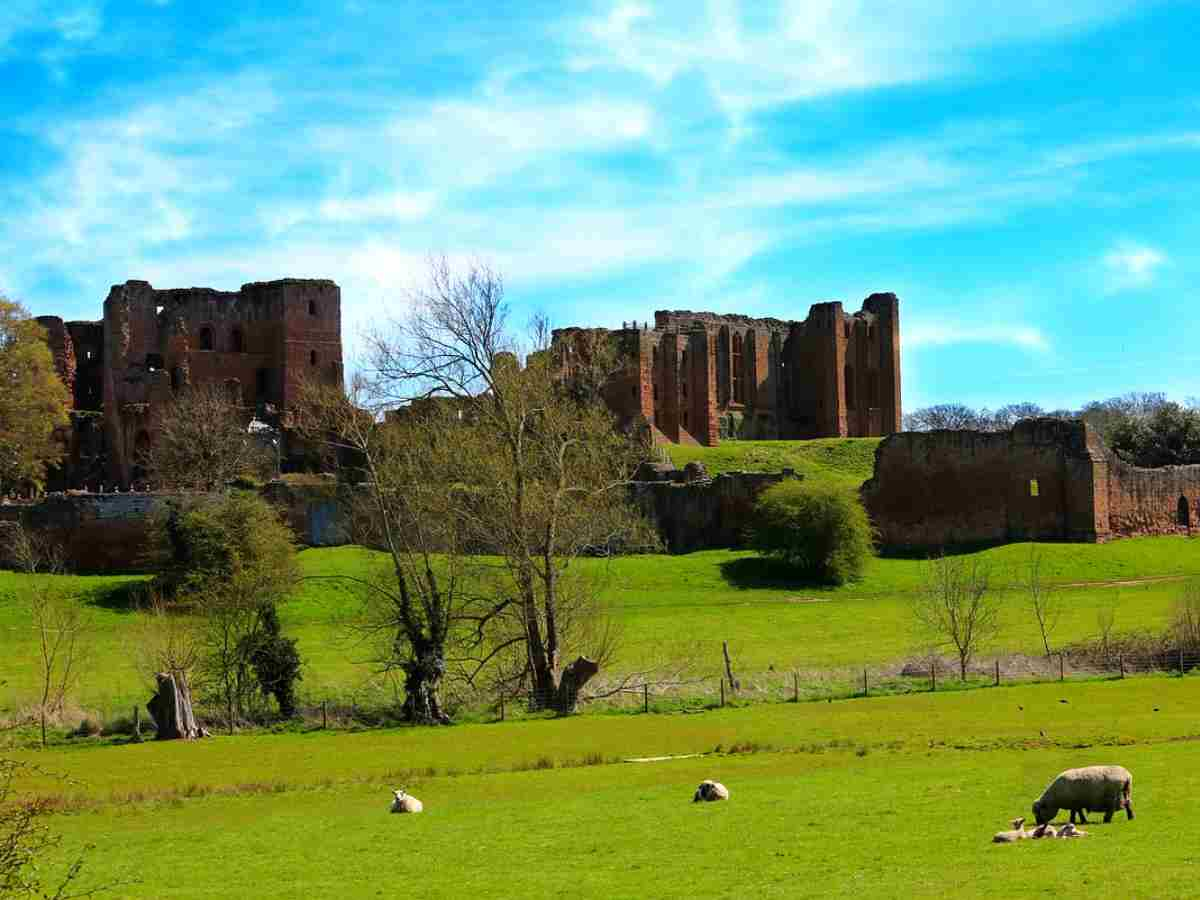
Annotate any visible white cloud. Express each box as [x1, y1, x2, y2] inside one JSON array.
[[1103, 242, 1166, 290], [906, 321, 1050, 352]]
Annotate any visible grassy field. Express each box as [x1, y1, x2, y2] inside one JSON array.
[[5, 536, 1200, 718], [666, 437, 880, 489], [14, 676, 1200, 898]]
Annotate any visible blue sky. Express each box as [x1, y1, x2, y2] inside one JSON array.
[[1, 0, 1197, 411]]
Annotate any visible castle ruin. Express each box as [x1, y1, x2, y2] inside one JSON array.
[[552, 294, 901, 446], [35, 278, 343, 489]]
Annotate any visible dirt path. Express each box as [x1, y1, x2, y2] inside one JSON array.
[[1059, 574, 1193, 589]]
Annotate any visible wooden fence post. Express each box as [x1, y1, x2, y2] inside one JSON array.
[[643, 683, 649, 714], [793, 670, 800, 703], [1119, 655, 1125, 679], [1059, 654, 1065, 682], [720, 678, 726, 708], [931, 662, 936, 693], [994, 660, 1000, 687], [1180, 648, 1185, 677], [862, 668, 868, 696]]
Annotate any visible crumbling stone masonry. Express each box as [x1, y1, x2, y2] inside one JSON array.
[[35, 278, 343, 489], [862, 418, 1200, 551], [551, 294, 902, 446]]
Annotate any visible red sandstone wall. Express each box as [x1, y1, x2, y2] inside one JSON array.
[[862, 419, 1104, 549], [1105, 459, 1200, 537]]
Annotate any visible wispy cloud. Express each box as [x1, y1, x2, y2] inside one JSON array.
[[906, 321, 1050, 352], [1103, 242, 1167, 291]]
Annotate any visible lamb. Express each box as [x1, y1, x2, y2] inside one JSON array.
[[1032, 765, 1133, 826], [1030, 823, 1058, 839], [1056, 822, 1088, 838], [992, 816, 1030, 843], [693, 780, 730, 802], [389, 789, 424, 814]]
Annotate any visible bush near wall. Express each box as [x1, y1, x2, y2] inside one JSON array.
[[749, 480, 875, 584]]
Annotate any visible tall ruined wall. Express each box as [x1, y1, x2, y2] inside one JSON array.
[[861, 418, 1106, 550], [102, 278, 342, 486], [630, 470, 798, 553], [553, 294, 901, 447]]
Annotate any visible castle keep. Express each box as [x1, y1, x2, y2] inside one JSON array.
[[36, 278, 343, 489], [553, 294, 901, 446]]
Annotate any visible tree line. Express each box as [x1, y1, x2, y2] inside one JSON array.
[[903, 392, 1200, 468]]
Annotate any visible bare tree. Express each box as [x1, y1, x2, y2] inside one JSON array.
[[1, 523, 65, 575], [1020, 543, 1060, 656], [1170, 580, 1200, 649], [143, 383, 272, 491], [910, 553, 1001, 680], [293, 380, 495, 724], [28, 582, 87, 747], [360, 256, 657, 715], [1096, 594, 1119, 663]]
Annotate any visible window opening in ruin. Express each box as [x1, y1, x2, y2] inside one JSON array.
[[85, 349, 93, 361], [1178, 496, 1190, 528], [844, 365, 855, 410], [681, 349, 687, 367], [732, 334, 745, 404], [1030, 479, 1039, 497], [256, 368, 268, 398], [155, 305, 164, 316], [145, 353, 164, 373], [653, 385, 658, 401], [631, 386, 636, 398], [230, 328, 244, 353], [199, 326, 214, 350], [310, 349, 318, 366], [308, 300, 318, 316], [682, 381, 687, 398], [682, 411, 689, 429]]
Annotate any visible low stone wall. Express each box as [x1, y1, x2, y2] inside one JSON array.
[[630, 467, 798, 553], [0, 482, 350, 573], [861, 417, 1200, 551]]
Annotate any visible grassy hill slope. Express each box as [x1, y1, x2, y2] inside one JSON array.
[[666, 437, 881, 489]]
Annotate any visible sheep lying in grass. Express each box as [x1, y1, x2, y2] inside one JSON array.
[[1030, 823, 1058, 839], [1032, 765, 1133, 826], [1056, 822, 1088, 838], [693, 780, 730, 802], [389, 789, 424, 814], [992, 817, 1030, 843]]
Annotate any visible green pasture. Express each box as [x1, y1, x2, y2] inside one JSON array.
[[5, 536, 1200, 717], [666, 437, 880, 489], [18, 676, 1200, 898]]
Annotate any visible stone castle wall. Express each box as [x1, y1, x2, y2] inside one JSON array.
[[0, 484, 349, 572], [551, 293, 902, 447], [862, 418, 1200, 551]]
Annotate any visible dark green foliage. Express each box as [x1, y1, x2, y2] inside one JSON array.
[[145, 491, 299, 599], [245, 604, 303, 718], [749, 480, 874, 584]]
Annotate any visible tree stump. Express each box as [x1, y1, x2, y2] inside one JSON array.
[[147, 671, 203, 740]]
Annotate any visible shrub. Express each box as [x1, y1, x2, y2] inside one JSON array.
[[749, 481, 874, 584]]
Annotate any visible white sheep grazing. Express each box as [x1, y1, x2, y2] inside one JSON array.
[[693, 780, 730, 803], [1057, 822, 1088, 838], [389, 789, 424, 814], [1032, 765, 1133, 826], [992, 817, 1030, 843]]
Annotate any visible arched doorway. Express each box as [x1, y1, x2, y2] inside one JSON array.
[[1178, 496, 1190, 528]]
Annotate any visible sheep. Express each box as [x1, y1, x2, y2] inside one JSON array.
[[1056, 822, 1088, 838], [693, 780, 730, 802], [1032, 765, 1133, 826], [992, 817, 1030, 843], [389, 789, 424, 814], [1030, 823, 1058, 839]]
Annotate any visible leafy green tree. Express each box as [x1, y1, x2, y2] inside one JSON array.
[[244, 604, 303, 718], [749, 481, 874, 584], [0, 296, 71, 494]]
